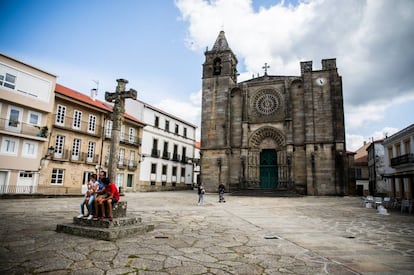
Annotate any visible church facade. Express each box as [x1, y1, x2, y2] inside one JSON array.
[[200, 31, 351, 195]]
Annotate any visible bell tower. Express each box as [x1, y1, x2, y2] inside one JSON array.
[[200, 31, 238, 191], [202, 31, 238, 82]]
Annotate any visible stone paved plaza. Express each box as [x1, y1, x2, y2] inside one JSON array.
[[1, 191, 413, 274]]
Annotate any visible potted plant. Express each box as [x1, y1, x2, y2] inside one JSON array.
[[36, 126, 48, 137], [8, 119, 19, 127]]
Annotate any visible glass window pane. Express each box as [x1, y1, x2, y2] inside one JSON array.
[[5, 73, 16, 83]]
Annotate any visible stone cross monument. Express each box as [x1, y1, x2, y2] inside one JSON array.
[[105, 79, 137, 184]]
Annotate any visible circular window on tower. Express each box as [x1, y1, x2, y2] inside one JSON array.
[[254, 89, 281, 116]]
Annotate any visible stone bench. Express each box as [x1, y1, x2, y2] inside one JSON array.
[[96, 200, 127, 218]]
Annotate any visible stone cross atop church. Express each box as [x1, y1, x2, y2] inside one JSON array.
[[105, 79, 137, 183], [262, 63, 270, 75]]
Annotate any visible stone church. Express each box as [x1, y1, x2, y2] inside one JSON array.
[[200, 31, 352, 196]]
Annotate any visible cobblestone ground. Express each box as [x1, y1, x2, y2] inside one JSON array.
[[0, 191, 413, 274]]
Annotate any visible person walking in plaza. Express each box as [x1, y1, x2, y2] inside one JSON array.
[[197, 183, 205, 206], [96, 177, 120, 221], [218, 183, 226, 203]]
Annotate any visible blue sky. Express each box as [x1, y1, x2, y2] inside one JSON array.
[[1, 0, 413, 151]]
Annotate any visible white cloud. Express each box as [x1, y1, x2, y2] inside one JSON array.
[[176, 0, 414, 148], [154, 99, 200, 125], [346, 126, 400, 152], [154, 97, 202, 140], [345, 94, 414, 131], [189, 90, 202, 107], [372, 127, 399, 141], [177, 0, 414, 98], [345, 103, 388, 129], [346, 134, 365, 152]]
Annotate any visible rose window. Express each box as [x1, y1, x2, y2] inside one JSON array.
[[255, 93, 279, 115]]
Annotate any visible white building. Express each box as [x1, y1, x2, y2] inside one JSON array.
[[0, 53, 56, 193], [383, 124, 414, 199], [125, 99, 197, 191]]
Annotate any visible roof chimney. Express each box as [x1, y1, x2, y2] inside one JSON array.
[[91, 88, 97, 101]]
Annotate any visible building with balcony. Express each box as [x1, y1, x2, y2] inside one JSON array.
[[125, 99, 197, 191], [383, 124, 414, 199], [0, 53, 56, 194], [38, 84, 145, 194]]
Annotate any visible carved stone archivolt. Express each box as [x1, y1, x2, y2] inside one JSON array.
[[247, 127, 287, 188], [249, 127, 285, 148]]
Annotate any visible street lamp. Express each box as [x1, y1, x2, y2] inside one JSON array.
[[46, 146, 55, 158]]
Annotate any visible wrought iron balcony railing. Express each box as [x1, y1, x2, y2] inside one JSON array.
[[172, 153, 180, 162], [151, 149, 160, 158], [120, 134, 141, 146], [117, 159, 127, 169], [162, 151, 171, 160], [181, 156, 189, 163], [53, 115, 102, 137], [128, 160, 138, 171], [391, 153, 414, 167]]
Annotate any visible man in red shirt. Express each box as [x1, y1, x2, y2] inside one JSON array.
[[97, 177, 120, 221]]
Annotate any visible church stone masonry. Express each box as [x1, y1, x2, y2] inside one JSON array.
[[200, 31, 349, 195]]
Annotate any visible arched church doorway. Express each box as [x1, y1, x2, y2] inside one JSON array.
[[247, 127, 291, 190], [260, 149, 277, 189]]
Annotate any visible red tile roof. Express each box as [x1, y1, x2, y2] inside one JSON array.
[[55, 83, 145, 125], [55, 83, 112, 112]]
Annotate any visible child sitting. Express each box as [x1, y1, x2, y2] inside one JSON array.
[[77, 174, 97, 218]]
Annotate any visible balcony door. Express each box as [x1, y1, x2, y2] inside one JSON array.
[[6, 105, 22, 132]]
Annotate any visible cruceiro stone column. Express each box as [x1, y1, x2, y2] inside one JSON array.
[[105, 79, 137, 184]]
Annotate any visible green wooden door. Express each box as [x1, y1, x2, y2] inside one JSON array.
[[127, 174, 133, 188], [260, 149, 277, 189]]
